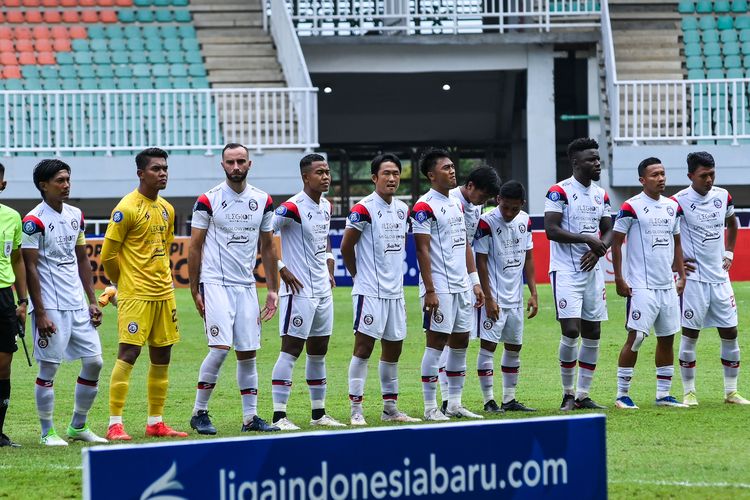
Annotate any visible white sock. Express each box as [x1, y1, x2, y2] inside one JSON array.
[[271, 351, 297, 412], [36, 361, 59, 436], [421, 347, 442, 410], [71, 356, 103, 429], [617, 367, 634, 398], [437, 346, 449, 402], [721, 338, 741, 394], [348, 356, 368, 412], [476, 348, 495, 404], [445, 347, 467, 407], [306, 354, 327, 410], [656, 365, 674, 400], [379, 360, 398, 412], [501, 349, 521, 404], [237, 357, 258, 423], [559, 336, 578, 395], [679, 335, 698, 394], [576, 338, 599, 400], [193, 348, 228, 415]]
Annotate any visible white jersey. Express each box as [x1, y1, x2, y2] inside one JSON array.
[[671, 186, 734, 284], [411, 188, 469, 296], [545, 176, 611, 273], [191, 182, 273, 287], [450, 187, 482, 248], [614, 193, 680, 290], [473, 208, 533, 308], [273, 191, 332, 298], [21, 201, 87, 311], [345, 192, 409, 299]]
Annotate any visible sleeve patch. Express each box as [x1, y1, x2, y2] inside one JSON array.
[[275, 201, 301, 224], [22, 215, 45, 235], [193, 194, 213, 216], [348, 204, 371, 224], [411, 201, 434, 223], [264, 194, 274, 213], [546, 185, 568, 203], [112, 210, 124, 223], [616, 202, 637, 220], [474, 218, 492, 240]]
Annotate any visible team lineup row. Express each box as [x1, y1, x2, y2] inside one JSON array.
[[0, 138, 746, 448]]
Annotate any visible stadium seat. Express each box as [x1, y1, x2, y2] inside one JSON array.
[[135, 77, 153, 89], [717, 16, 734, 29], [74, 52, 94, 64], [714, 0, 731, 13], [134, 0, 152, 5], [81, 78, 99, 90], [136, 9, 155, 22], [96, 66, 115, 77], [727, 67, 745, 77], [725, 54, 742, 67], [118, 10, 136, 22], [72, 39, 91, 52], [169, 64, 188, 77], [43, 10, 63, 23], [706, 55, 724, 68], [130, 52, 148, 64], [4, 78, 23, 89], [724, 41, 741, 54], [688, 68, 706, 78], [94, 52, 112, 64], [699, 16, 717, 29], [188, 64, 206, 77], [166, 51, 185, 63], [679, 0, 695, 13], [62, 78, 79, 90], [40, 66, 59, 78], [38, 52, 56, 65], [19, 53, 37, 65], [696, 0, 713, 12], [182, 38, 199, 51], [178, 25, 196, 38], [82, 11, 100, 23], [155, 10, 173, 22], [172, 76, 190, 87], [162, 25, 178, 38], [174, 10, 191, 22], [736, 16, 750, 29], [133, 64, 151, 77], [91, 39, 109, 51], [7, 11, 24, 23], [0, 53, 19, 65], [16, 39, 34, 52], [127, 39, 146, 50], [685, 43, 702, 57], [148, 52, 167, 64], [22, 66, 41, 79], [172, 0, 188, 5], [707, 67, 726, 77], [26, 10, 43, 23], [114, 65, 133, 77], [186, 52, 203, 64], [721, 29, 739, 41], [731, 0, 748, 11], [741, 28, 750, 40], [742, 40, 750, 53], [155, 78, 172, 89], [145, 38, 163, 51], [62, 10, 80, 23], [124, 25, 141, 37], [153, 65, 169, 77], [704, 41, 722, 55], [745, 55, 750, 66], [35, 39, 54, 52], [116, 77, 136, 89], [53, 38, 72, 51], [99, 77, 116, 88], [142, 25, 160, 38], [164, 38, 181, 51], [0, 39, 12, 52], [42, 78, 62, 90], [112, 51, 130, 64], [70, 26, 87, 39]]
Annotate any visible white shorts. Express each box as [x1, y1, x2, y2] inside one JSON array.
[[476, 306, 524, 345], [550, 269, 608, 322], [33, 308, 101, 362], [422, 290, 474, 335], [279, 295, 333, 339], [202, 283, 261, 351], [352, 295, 406, 341], [681, 280, 738, 330], [626, 288, 680, 337]]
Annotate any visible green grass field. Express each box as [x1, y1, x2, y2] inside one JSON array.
[[2, 284, 750, 499]]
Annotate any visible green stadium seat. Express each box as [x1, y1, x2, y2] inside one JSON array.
[[727, 67, 745, 77], [96, 66, 115, 78], [688, 68, 706, 78], [134, 0, 152, 5], [685, 43, 702, 56], [745, 55, 750, 66], [72, 39, 90, 52], [40, 66, 58, 79], [148, 52, 167, 64], [740, 28, 750, 40], [155, 10, 173, 22], [696, 0, 712, 12], [704, 41, 722, 55], [106, 26, 125, 39], [155, 78, 172, 89], [178, 25, 196, 38], [702, 28, 720, 42], [188, 64, 206, 77], [59, 66, 77, 78], [114, 65, 133, 77], [116, 78, 136, 89], [135, 77, 153, 89], [721, 29, 738, 41], [154, 0, 170, 5], [142, 26, 161, 38], [74, 52, 94, 65], [707, 67, 726, 77], [81, 79, 99, 90], [127, 39, 145, 51], [118, 10, 137, 23], [742, 40, 750, 53], [22, 66, 41, 79], [736, 16, 750, 29], [717, 15, 734, 29], [725, 54, 742, 66], [130, 52, 148, 64], [172, 0, 188, 5], [24, 79, 43, 91], [162, 25, 178, 38], [57, 53, 75, 65], [173, 76, 190, 88], [133, 64, 151, 77], [88, 26, 106, 39], [146, 39, 163, 51], [136, 10, 155, 22], [170, 64, 188, 77], [679, 0, 695, 13], [724, 41, 741, 54], [186, 52, 203, 64], [153, 65, 170, 77], [166, 51, 185, 63], [731, 0, 748, 12], [164, 38, 181, 51], [683, 17, 699, 30], [91, 39, 109, 52], [4, 80, 23, 91], [94, 53, 112, 64], [699, 16, 717, 29], [112, 51, 130, 64], [706, 55, 724, 68], [174, 10, 192, 22], [182, 38, 199, 50], [62, 78, 80, 90], [714, 0, 731, 13], [42, 78, 62, 90], [78, 65, 96, 78]]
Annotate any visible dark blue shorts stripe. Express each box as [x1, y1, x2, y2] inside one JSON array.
[[282, 295, 293, 334], [353, 295, 365, 332]]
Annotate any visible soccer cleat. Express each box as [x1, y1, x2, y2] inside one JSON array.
[[424, 407, 450, 421], [190, 410, 217, 435], [67, 423, 108, 443], [574, 397, 607, 410], [683, 391, 699, 407], [241, 415, 280, 432], [350, 413, 367, 426], [310, 414, 346, 427], [445, 404, 484, 419], [106, 423, 132, 441], [502, 399, 537, 412], [381, 409, 421, 423], [146, 422, 189, 438], [725, 391, 750, 405], [40, 428, 68, 446], [615, 396, 639, 409], [483, 400, 504, 413], [273, 417, 300, 431], [560, 394, 575, 411], [655, 395, 689, 408], [0, 433, 20, 448]]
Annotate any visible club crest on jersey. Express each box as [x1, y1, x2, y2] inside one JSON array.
[[594, 195, 602, 205], [363, 314, 374, 326], [558, 299, 567, 309], [684, 309, 694, 320], [666, 207, 674, 216], [248, 199, 258, 211], [548, 191, 561, 202], [292, 316, 303, 328], [415, 211, 428, 223], [519, 223, 526, 233], [325, 211, 330, 221], [127, 321, 139, 334], [348, 212, 360, 223], [37, 338, 48, 349], [483, 319, 493, 330], [275, 205, 287, 216], [631, 310, 641, 321], [113, 211, 124, 223], [71, 219, 79, 230], [433, 310, 444, 323], [22, 221, 37, 234], [161, 209, 168, 221], [397, 209, 405, 220], [209, 325, 220, 337], [714, 198, 722, 208]]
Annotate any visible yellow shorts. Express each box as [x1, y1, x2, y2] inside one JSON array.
[[117, 297, 180, 347]]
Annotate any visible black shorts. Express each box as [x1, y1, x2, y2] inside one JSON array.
[[0, 287, 18, 354]]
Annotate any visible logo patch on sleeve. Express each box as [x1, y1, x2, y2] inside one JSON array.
[[113, 211, 124, 223]]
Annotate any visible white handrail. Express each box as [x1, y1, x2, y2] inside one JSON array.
[[0, 88, 319, 155], [600, 0, 619, 137]]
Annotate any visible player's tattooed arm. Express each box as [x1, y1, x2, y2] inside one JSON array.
[[22, 247, 57, 337], [340, 227, 361, 279], [75, 245, 101, 327], [724, 212, 738, 271], [524, 250, 539, 319], [188, 226, 208, 317], [673, 234, 686, 296]]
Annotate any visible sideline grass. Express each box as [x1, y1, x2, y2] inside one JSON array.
[[1, 284, 749, 498]]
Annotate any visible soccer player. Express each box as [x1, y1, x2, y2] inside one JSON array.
[[269, 153, 345, 430], [412, 148, 485, 421], [437, 166, 500, 411], [673, 152, 749, 405], [612, 157, 688, 409], [544, 138, 612, 411], [101, 148, 188, 440], [475, 180, 538, 413], [0, 163, 28, 448], [341, 153, 421, 426], [22, 160, 106, 445], [188, 144, 281, 434]]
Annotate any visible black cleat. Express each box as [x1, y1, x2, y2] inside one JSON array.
[[190, 410, 217, 435], [242, 415, 280, 432], [0, 433, 21, 447], [440, 400, 448, 414], [501, 399, 536, 412], [574, 397, 607, 410], [560, 394, 575, 411], [483, 400, 505, 413]]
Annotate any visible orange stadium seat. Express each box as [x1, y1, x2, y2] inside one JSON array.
[[25, 10, 44, 22], [60, 0, 76, 5], [115, 0, 133, 6], [14, 27, 33, 39], [43, 10, 62, 22], [0, 40, 13, 51], [79, 0, 96, 5], [7, 11, 25, 23], [98, 0, 115, 5], [99, 10, 118, 22], [51, 26, 69, 39], [69, 26, 87, 38], [35, 38, 53, 51], [43, 0, 61, 6], [23, 0, 42, 6], [0, 12, 5, 23], [33, 26, 52, 38], [15, 39, 34, 52], [18, 53, 37, 65], [2, 67, 22, 79], [4, 0, 22, 7], [81, 10, 99, 22], [37, 52, 56, 65], [1, 53, 19, 66], [62, 10, 80, 22], [0, 28, 10, 40], [53, 38, 72, 51]]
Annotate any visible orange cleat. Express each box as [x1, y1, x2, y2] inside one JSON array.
[[145, 422, 188, 438], [106, 423, 132, 441]]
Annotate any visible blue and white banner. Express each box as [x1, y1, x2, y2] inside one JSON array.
[[82, 415, 606, 500]]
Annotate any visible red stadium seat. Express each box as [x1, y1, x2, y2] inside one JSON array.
[[79, 0, 96, 5], [15, 39, 34, 52], [14, 27, 33, 40], [1, 53, 19, 66], [43, 0, 61, 6], [51, 26, 68, 39], [4, 0, 22, 7], [2, 67, 22, 79], [60, 0, 76, 5], [81, 10, 99, 22], [0, 40, 13, 52], [62, 10, 80, 22], [23, 0, 42, 6], [98, 0, 115, 5], [0, 12, 5, 23], [18, 52, 37, 65], [7, 11, 25, 23], [25, 10, 44, 22], [33, 26, 52, 38], [53, 38, 72, 51], [69, 26, 87, 38], [115, 0, 133, 6], [43, 10, 62, 22], [0, 28, 11, 40], [99, 10, 118, 22], [37, 52, 56, 65], [35, 38, 53, 51]]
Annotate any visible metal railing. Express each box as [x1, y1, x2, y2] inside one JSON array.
[[0, 88, 319, 155], [285, 0, 601, 36]]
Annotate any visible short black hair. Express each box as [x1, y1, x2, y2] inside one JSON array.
[[135, 147, 168, 170], [300, 153, 326, 172], [686, 151, 715, 174], [499, 180, 526, 201], [465, 166, 501, 197], [567, 137, 599, 162], [419, 148, 451, 178], [222, 143, 249, 159], [371, 153, 402, 176], [33, 159, 71, 197], [0, 162, 4, 177], [638, 157, 662, 177]]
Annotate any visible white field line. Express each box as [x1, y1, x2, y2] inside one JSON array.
[[0, 464, 82, 471], [611, 479, 750, 489]]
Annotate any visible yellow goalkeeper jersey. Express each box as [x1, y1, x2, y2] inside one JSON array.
[[104, 189, 175, 301]]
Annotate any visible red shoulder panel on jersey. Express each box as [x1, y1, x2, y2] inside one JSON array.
[[194, 194, 213, 215], [348, 204, 371, 224], [546, 185, 568, 203], [617, 202, 637, 219], [80, 212, 85, 230], [728, 192, 734, 207], [276, 201, 301, 224], [526, 216, 532, 230], [475, 218, 492, 238], [603, 192, 611, 205], [411, 201, 435, 223], [22, 215, 45, 235], [669, 196, 684, 215], [264, 194, 274, 213]]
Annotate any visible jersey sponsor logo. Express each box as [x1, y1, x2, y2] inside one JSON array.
[[363, 314, 374, 326], [209, 325, 220, 337], [292, 315, 303, 328], [48, 223, 55, 232], [37, 338, 48, 349], [275, 205, 287, 216], [348, 211, 360, 223], [71, 219, 79, 230], [414, 210, 429, 223], [22, 220, 37, 235], [113, 211, 124, 223], [248, 199, 258, 211], [666, 207, 675, 217], [631, 310, 641, 321], [483, 319, 494, 330], [127, 321, 139, 334], [433, 310, 444, 323], [714, 198, 723, 208], [558, 299, 567, 309], [397, 209, 405, 220], [684, 309, 694, 320]]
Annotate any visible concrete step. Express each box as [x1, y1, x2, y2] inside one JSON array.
[[198, 31, 272, 44], [193, 12, 264, 28], [190, 3, 262, 12], [212, 82, 287, 88], [617, 60, 683, 72], [209, 69, 285, 83], [205, 56, 280, 71], [616, 48, 680, 60], [202, 44, 276, 56], [618, 72, 684, 80]]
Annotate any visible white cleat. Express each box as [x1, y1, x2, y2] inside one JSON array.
[[655, 395, 689, 408], [350, 413, 367, 426], [381, 409, 421, 423], [40, 429, 69, 446], [423, 407, 450, 421], [445, 404, 484, 419], [273, 417, 301, 431], [725, 391, 750, 405], [67, 424, 108, 443], [310, 415, 346, 427]]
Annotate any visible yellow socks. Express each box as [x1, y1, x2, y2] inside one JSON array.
[[109, 359, 134, 417], [147, 363, 169, 418]]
